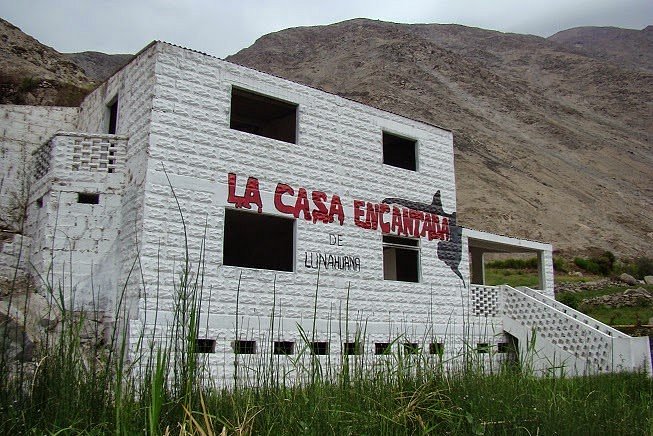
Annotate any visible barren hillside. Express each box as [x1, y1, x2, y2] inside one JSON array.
[[227, 19, 653, 257]]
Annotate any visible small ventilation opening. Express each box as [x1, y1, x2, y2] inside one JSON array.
[[375, 342, 391, 355], [233, 340, 256, 355], [403, 342, 419, 355], [383, 131, 417, 171], [429, 342, 444, 355], [309, 341, 329, 355], [77, 193, 100, 204], [273, 341, 295, 355], [194, 339, 216, 353], [230, 87, 297, 144], [343, 342, 362, 355]]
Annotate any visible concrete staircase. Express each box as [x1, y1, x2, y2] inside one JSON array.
[[500, 285, 652, 376]]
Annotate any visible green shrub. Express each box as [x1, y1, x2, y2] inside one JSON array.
[[557, 292, 580, 310], [634, 257, 653, 279], [486, 257, 538, 270], [553, 256, 567, 272], [574, 251, 615, 276]]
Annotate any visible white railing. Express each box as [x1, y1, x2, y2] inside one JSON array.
[[470, 284, 651, 375]]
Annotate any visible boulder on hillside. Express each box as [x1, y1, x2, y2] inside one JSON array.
[[619, 273, 639, 285], [644, 276, 653, 285]]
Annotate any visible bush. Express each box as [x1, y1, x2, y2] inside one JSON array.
[[486, 257, 538, 270], [573, 251, 615, 276], [634, 257, 653, 279], [557, 292, 580, 310], [553, 256, 567, 273]]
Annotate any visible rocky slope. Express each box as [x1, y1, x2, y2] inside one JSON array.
[[1, 17, 651, 257], [227, 19, 652, 257], [549, 25, 653, 72], [0, 18, 131, 105]]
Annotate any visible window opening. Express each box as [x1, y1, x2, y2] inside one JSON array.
[[223, 209, 295, 272], [273, 341, 295, 355], [383, 235, 420, 282], [77, 193, 100, 204], [194, 339, 216, 353], [230, 87, 297, 144], [375, 342, 391, 355], [36, 196, 43, 208], [383, 131, 416, 171], [343, 342, 362, 355], [309, 341, 329, 355], [403, 342, 419, 355], [476, 343, 490, 354], [233, 340, 256, 354], [429, 342, 444, 355], [107, 98, 118, 134]]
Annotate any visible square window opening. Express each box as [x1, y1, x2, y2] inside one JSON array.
[[429, 342, 444, 355], [383, 235, 420, 282], [230, 87, 297, 144], [273, 341, 295, 355], [343, 342, 362, 356], [78, 192, 100, 204], [403, 342, 419, 355], [107, 97, 118, 134], [383, 131, 416, 171], [233, 340, 256, 355], [194, 338, 216, 353], [223, 209, 295, 272], [309, 341, 329, 355], [375, 342, 392, 355]]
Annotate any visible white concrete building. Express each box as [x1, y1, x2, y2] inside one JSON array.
[[1, 41, 650, 381]]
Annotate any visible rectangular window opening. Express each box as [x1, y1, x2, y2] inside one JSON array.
[[383, 235, 420, 282], [476, 343, 491, 354], [343, 342, 362, 356], [403, 342, 419, 355], [375, 342, 392, 355], [77, 192, 100, 204], [230, 87, 297, 144], [383, 131, 417, 171], [223, 209, 295, 272], [273, 341, 295, 355], [309, 341, 329, 355], [36, 196, 43, 208], [429, 342, 444, 355], [107, 97, 118, 134], [233, 340, 256, 355], [194, 338, 216, 353]]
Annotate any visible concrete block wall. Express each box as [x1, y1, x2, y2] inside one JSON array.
[[25, 133, 127, 308], [77, 43, 159, 315], [0, 105, 78, 231], [122, 43, 480, 380]]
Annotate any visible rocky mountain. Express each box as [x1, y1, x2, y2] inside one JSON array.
[[227, 19, 653, 257], [549, 25, 653, 72], [64, 51, 133, 82], [1, 17, 651, 257], [0, 18, 131, 105]]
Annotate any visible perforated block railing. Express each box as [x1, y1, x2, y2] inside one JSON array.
[[470, 284, 651, 374], [502, 285, 618, 372], [33, 133, 127, 180]]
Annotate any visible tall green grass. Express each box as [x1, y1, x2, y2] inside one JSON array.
[[1, 187, 650, 434]]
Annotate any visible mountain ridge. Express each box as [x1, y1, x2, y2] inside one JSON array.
[[1, 17, 651, 256]]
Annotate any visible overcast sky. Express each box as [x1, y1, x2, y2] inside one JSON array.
[[1, 0, 651, 58]]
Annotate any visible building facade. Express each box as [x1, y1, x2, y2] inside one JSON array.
[[1, 41, 649, 382]]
